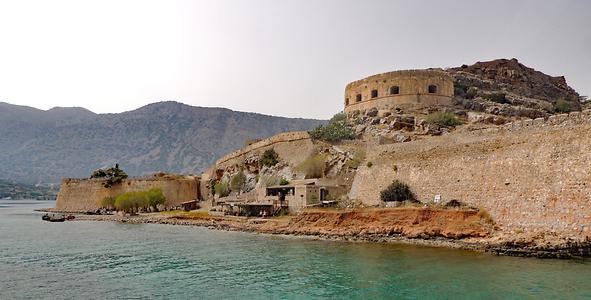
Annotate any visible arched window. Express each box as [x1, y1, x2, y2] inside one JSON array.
[[345, 98, 349, 106], [371, 90, 378, 98], [428, 85, 437, 94], [356, 94, 362, 102], [390, 86, 400, 95]]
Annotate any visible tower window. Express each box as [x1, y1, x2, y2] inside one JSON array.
[[371, 90, 378, 98], [428, 85, 437, 93], [390, 86, 400, 95], [356, 94, 362, 102], [345, 98, 349, 106]]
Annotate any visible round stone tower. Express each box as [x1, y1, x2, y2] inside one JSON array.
[[344, 69, 453, 113]]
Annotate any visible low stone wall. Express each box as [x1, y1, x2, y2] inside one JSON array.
[[55, 177, 199, 212], [350, 112, 591, 240]]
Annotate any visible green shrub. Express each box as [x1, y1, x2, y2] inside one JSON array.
[[297, 153, 326, 179], [483, 93, 509, 104], [380, 180, 416, 202], [114, 191, 147, 213], [309, 112, 355, 142], [230, 170, 247, 192], [100, 196, 115, 209], [260, 149, 279, 167], [366, 161, 373, 168], [112, 189, 166, 213], [90, 165, 128, 188], [279, 178, 290, 185], [146, 188, 166, 210], [345, 150, 366, 169], [554, 98, 572, 113], [214, 180, 230, 197], [454, 83, 469, 96], [465, 87, 478, 99], [425, 112, 462, 127]]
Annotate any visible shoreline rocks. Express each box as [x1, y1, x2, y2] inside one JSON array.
[[68, 210, 591, 259]]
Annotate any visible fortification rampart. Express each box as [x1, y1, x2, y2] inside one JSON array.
[[350, 110, 591, 239], [200, 131, 316, 201], [215, 131, 313, 167], [55, 176, 200, 212], [344, 69, 453, 113], [462, 110, 591, 136]]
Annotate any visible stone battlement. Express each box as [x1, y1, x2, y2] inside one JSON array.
[[215, 131, 311, 166], [464, 110, 591, 136], [503, 110, 591, 131], [344, 69, 454, 114]]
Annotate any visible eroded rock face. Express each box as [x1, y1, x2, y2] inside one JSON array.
[[449, 58, 582, 117], [451, 58, 580, 103]]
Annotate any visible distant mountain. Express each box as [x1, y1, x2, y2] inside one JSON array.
[[0, 179, 58, 200], [0, 101, 325, 184]]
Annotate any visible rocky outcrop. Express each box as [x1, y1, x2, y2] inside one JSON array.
[[450, 58, 582, 117]]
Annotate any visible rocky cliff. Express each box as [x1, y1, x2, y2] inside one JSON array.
[[450, 58, 582, 118]]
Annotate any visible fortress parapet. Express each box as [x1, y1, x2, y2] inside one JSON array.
[[344, 69, 453, 113]]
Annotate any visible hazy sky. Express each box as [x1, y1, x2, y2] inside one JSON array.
[[0, 0, 589, 119]]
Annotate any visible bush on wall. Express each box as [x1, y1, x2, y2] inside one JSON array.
[[380, 180, 416, 203]]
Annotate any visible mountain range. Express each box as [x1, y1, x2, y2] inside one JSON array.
[[0, 101, 325, 184]]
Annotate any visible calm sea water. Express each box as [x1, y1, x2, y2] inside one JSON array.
[[1, 201, 590, 299]]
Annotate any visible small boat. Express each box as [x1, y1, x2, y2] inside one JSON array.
[[41, 213, 66, 222]]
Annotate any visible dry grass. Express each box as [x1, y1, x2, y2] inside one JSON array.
[[159, 210, 211, 219], [477, 208, 495, 224]]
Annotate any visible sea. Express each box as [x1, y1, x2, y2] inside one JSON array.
[[1, 200, 590, 300]]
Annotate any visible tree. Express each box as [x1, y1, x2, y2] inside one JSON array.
[[260, 149, 279, 167], [90, 164, 128, 188], [309, 112, 355, 142], [214, 180, 230, 197], [112, 189, 166, 213], [230, 170, 247, 192], [146, 188, 166, 211], [380, 180, 416, 202], [297, 153, 326, 179], [99, 196, 115, 209]]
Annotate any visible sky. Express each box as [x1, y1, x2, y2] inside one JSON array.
[[0, 0, 589, 119]]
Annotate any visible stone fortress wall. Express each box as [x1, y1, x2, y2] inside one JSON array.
[[200, 131, 316, 199], [215, 131, 312, 168], [350, 109, 591, 238], [55, 176, 200, 212], [344, 69, 454, 114]]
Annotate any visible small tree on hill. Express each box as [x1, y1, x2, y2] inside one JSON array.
[[296, 153, 326, 179], [214, 180, 230, 197], [230, 170, 247, 192], [260, 149, 279, 167], [309, 112, 355, 142], [380, 180, 416, 202]]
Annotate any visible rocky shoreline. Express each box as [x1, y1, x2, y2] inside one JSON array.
[[67, 210, 591, 260]]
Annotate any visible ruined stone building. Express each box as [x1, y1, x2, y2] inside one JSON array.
[[344, 69, 454, 113]]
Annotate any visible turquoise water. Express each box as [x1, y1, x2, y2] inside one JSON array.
[[1, 201, 590, 299]]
